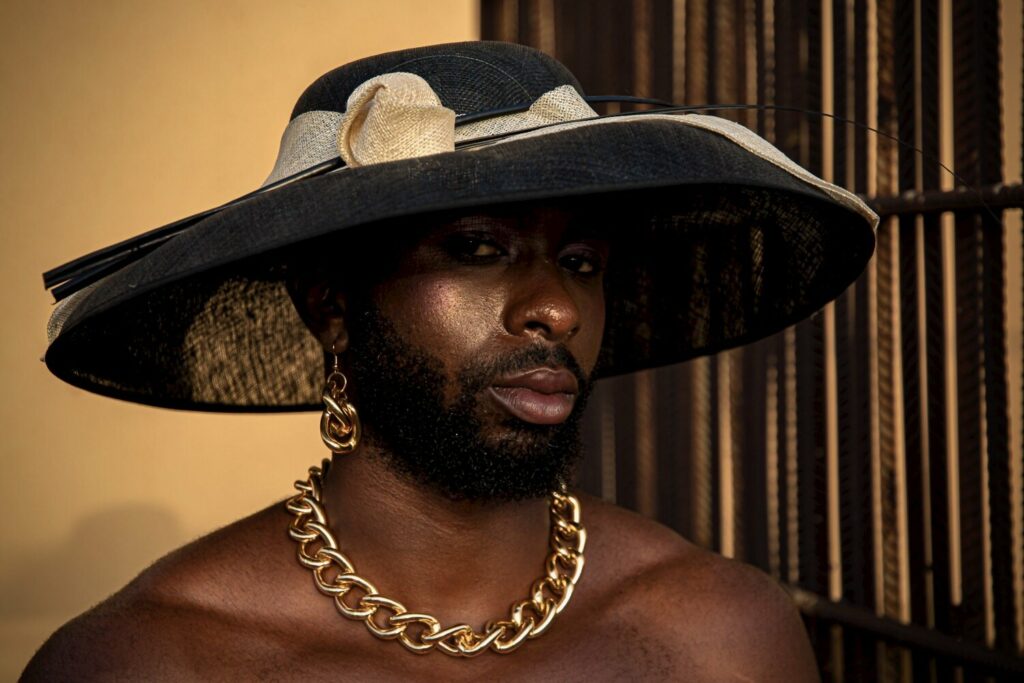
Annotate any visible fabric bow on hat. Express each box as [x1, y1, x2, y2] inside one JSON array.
[[337, 72, 456, 168]]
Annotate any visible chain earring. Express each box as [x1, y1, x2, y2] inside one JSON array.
[[320, 354, 361, 454]]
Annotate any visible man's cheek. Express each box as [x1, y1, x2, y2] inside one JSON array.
[[413, 281, 499, 345]]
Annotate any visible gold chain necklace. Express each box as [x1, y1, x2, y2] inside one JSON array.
[[285, 460, 587, 657]]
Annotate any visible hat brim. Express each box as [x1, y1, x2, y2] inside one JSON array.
[[44, 116, 875, 411]]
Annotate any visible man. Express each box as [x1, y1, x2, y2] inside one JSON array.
[[28, 41, 875, 680]]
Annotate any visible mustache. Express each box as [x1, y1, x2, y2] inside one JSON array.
[[458, 344, 588, 394]]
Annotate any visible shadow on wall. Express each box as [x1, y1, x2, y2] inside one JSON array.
[[1, 503, 186, 618]]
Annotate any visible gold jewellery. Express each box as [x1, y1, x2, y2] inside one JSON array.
[[285, 460, 587, 656], [320, 355, 361, 454]]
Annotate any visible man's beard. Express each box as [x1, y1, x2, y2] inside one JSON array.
[[345, 303, 593, 502]]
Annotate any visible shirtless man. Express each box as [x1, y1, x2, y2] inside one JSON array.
[[29, 40, 875, 681]]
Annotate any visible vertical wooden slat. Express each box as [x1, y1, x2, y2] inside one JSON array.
[[868, 0, 886, 620], [759, 0, 777, 142], [893, 217, 916, 682], [672, 0, 686, 102], [784, 326, 802, 583], [633, 0, 653, 98], [537, 0, 556, 54], [713, 0, 738, 114], [635, 371, 657, 517], [709, 352, 724, 553], [684, 0, 707, 103], [998, 0, 1024, 657], [482, 0, 519, 42], [717, 353, 736, 557], [742, 0, 759, 129], [923, 1, 956, 650], [821, 0, 843, 609], [767, 341, 782, 578], [774, 329, 797, 583], [692, 355, 715, 548], [938, 0, 964, 618]]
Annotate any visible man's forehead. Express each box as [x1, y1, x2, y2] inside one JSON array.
[[436, 202, 613, 238]]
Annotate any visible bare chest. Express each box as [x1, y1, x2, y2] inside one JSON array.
[[166, 612, 707, 683]]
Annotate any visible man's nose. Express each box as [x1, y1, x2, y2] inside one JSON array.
[[503, 261, 581, 343]]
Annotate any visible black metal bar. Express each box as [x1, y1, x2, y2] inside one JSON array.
[[955, 214, 988, 646], [952, 0, 990, 649], [655, 363, 692, 536], [869, 183, 1024, 216], [787, 587, 1024, 676], [613, 373, 639, 512], [741, 342, 769, 572]]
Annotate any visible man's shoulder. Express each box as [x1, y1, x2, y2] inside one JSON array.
[[21, 502, 296, 681], [583, 494, 787, 606], [21, 582, 200, 681], [582, 495, 820, 681]]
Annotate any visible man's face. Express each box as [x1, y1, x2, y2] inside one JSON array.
[[343, 204, 609, 501]]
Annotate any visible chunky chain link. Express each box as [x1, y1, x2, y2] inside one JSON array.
[[285, 460, 586, 657]]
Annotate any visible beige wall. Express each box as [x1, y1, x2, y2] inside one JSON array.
[[0, 1, 478, 677]]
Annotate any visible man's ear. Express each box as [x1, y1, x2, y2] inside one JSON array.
[[286, 275, 349, 354]]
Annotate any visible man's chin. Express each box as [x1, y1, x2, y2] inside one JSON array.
[[345, 302, 588, 502], [367, 419, 582, 503]]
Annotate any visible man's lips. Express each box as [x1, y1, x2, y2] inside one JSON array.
[[489, 368, 579, 425]]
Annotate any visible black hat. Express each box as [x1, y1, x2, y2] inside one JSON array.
[[42, 41, 877, 412]]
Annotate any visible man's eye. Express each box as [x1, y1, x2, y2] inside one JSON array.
[[560, 252, 602, 274], [445, 234, 504, 260], [467, 240, 500, 257]]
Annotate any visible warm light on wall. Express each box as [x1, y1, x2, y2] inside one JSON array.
[[0, 1, 478, 677]]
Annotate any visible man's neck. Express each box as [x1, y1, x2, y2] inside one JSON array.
[[319, 448, 553, 629]]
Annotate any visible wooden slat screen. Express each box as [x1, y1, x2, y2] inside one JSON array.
[[481, 1, 1024, 679]]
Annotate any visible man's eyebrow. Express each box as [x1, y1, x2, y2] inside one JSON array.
[[563, 218, 614, 241], [441, 213, 516, 230]]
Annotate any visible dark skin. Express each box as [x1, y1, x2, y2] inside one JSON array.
[[23, 206, 820, 682]]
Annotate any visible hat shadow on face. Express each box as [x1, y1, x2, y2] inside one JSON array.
[[44, 183, 869, 413]]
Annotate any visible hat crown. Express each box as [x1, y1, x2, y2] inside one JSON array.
[[291, 41, 585, 119]]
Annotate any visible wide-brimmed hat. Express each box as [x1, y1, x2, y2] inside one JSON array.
[[41, 41, 877, 412]]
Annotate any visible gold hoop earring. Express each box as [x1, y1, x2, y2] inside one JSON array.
[[320, 355, 361, 454]]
